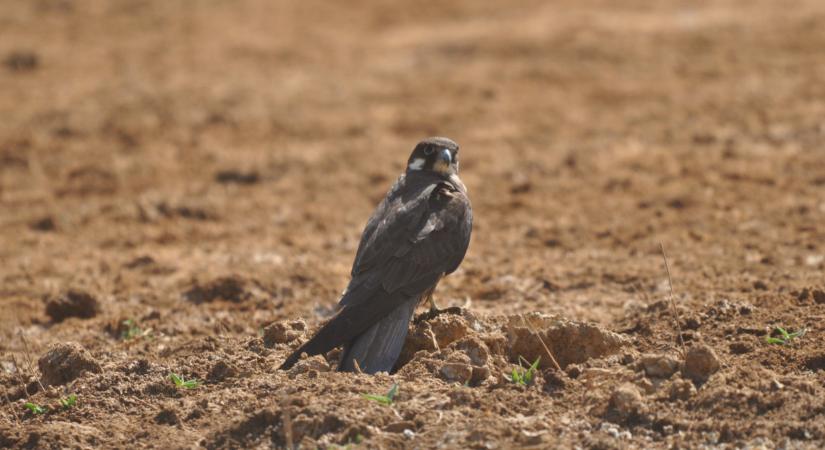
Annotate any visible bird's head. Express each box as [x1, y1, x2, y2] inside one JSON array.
[[406, 137, 460, 176]]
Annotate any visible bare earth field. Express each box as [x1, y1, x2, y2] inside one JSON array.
[[2, 0, 825, 448]]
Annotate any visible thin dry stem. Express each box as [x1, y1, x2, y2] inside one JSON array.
[[4, 391, 21, 426], [281, 395, 294, 450], [660, 243, 687, 356], [18, 331, 47, 394], [519, 314, 563, 372]]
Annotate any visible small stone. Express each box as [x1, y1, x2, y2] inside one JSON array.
[[813, 289, 825, 304], [753, 280, 768, 290], [610, 383, 645, 418], [640, 354, 681, 378], [38, 342, 101, 386], [543, 370, 568, 392], [682, 344, 720, 382], [668, 377, 696, 400], [439, 362, 473, 384], [470, 365, 491, 385], [566, 364, 582, 379], [262, 320, 306, 347], [45, 289, 100, 322], [682, 316, 702, 330], [450, 336, 489, 366], [287, 355, 330, 376]]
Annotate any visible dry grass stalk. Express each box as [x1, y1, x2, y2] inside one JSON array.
[[519, 314, 563, 372], [660, 243, 687, 356]]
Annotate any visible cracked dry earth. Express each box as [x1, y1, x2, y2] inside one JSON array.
[[2, 0, 825, 448]]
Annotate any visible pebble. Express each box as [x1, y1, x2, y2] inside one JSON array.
[[682, 344, 720, 382]]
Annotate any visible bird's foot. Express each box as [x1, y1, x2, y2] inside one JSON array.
[[413, 305, 463, 324]]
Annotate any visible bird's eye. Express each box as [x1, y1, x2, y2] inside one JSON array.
[[423, 147, 435, 155]]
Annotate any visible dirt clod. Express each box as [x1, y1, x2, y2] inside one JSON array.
[[440, 362, 473, 384], [4, 51, 38, 71], [429, 314, 470, 349], [609, 383, 646, 419], [287, 355, 331, 377], [506, 313, 629, 369], [37, 342, 101, 386], [640, 354, 680, 378], [682, 344, 721, 382], [215, 170, 260, 185], [184, 276, 250, 304], [155, 408, 180, 425], [208, 360, 238, 382], [262, 320, 306, 347], [29, 216, 56, 232], [45, 289, 101, 322]]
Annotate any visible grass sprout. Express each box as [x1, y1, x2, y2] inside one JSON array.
[[24, 402, 47, 415], [121, 319, 151, 340], [59, 394, 78, 409], [362, 383, 399, 405], [765, 327, 807, 345], [507, 356, 541, 386], [169, 372, 200, 389]]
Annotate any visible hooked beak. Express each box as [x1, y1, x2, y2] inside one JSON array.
[[439, 148, 452, 165], [434, 149, 452, 174]]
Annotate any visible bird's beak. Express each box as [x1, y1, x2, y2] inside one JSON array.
[[434, 149, 452, 174]]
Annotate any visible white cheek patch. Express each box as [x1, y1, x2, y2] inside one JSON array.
[[408, 158, 425, 170]]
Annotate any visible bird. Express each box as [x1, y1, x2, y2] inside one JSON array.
[[279, 137, 473, 374]]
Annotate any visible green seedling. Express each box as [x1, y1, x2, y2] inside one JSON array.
[[765, 327, 807, 345], [24, 402, 47, 415], [507, 356, 541, 386], [59, 394, 78, 409], [362, 383, 399, 406], [121, 319, 151, 340], [169, 372, 200, 389]]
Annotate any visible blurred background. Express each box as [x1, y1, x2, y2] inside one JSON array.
[[2, 0, 824, 342]]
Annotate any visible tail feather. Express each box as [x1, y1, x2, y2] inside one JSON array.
[[338, 296, 419, 374], [279, 288, 414, 371]]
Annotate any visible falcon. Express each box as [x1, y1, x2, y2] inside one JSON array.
[[280, 137, 472, 374]]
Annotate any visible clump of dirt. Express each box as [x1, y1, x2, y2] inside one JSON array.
[[505, 312, 630, 368], [3, 50, 38, 72], [214, 170, 260, 185], [44, 290, 101, 322], [396, 312, 625, 388], [640, 353, 681, 378], [183, 276, 253, 304], [29, 216, 56, 232], [682, 344, 721, 383], [262, 319, 307, 347], [37, 342, 101, 386]]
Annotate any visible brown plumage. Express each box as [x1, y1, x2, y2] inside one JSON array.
[[280, 137, 472, 373]]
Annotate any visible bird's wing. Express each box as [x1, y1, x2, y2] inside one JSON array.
[[348, 175, 472, 299], [280, 175, 472, 369]]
